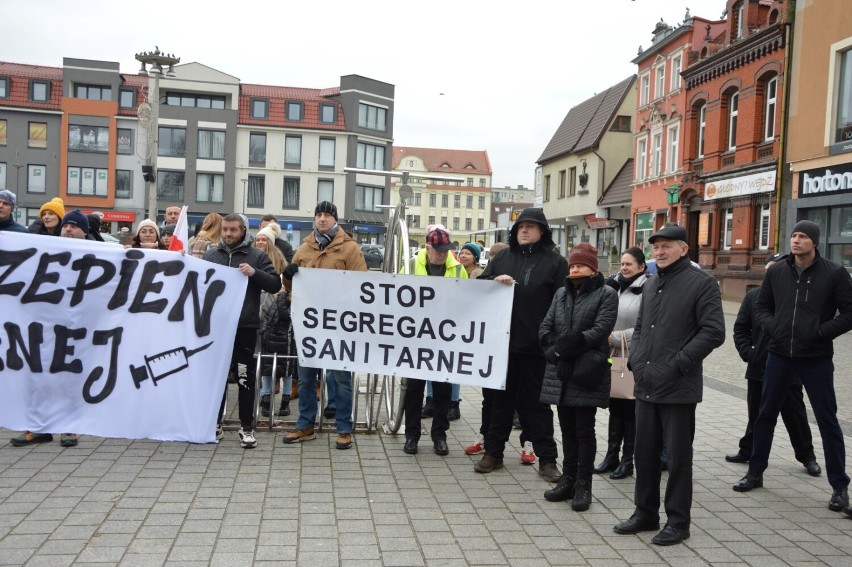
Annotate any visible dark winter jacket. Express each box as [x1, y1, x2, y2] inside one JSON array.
[[27, 219, 60, 236], [275, 236, 294, 263], [203, 234, 282, 329], [733, 287, 771, 381], [479, 208, 568, 355], [629, 255, 725, 404], [539, 273, 617, 407], [0, 217, 27, 233], [260, 292, 295, 377], [755, 251, 852, 358]]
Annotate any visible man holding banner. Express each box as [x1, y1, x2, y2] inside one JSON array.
[[204, 214, 282, 449], [282, 201, 367, 450], [474, 208, 567, 482], [401, 226, 467, 456]]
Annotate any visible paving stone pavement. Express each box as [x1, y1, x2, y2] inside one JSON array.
[[2, 300, 852, 566]]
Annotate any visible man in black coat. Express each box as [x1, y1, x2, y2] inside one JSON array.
[[473, 208, 567, 483], [613, 224, 725, 546], [734, 220, 852, 514], [727, 253, 820, 476], [204, 214, 282, 449]]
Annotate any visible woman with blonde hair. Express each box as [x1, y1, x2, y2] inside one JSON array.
[[190, 212, 223, 258]]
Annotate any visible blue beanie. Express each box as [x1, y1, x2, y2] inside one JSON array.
[[62, 209, 89, 233], [462, 242, 482, 263]]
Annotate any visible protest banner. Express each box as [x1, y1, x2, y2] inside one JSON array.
[[0, 231, 247, 443], [291, 268, 513, 389]]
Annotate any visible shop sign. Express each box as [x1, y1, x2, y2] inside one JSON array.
[[704, 170, 776, 201], [584, 214, 617, 229], [798, 161, 852, 198], [82, 210, 136, 223]]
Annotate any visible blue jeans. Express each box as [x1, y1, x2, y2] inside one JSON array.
[[750, 354, 848, 490], [261, 375, 293, 397], [296, 365, 353, 434], [427, 381, 460, 402]]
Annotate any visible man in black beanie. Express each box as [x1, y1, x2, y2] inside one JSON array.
[[734, 220, 852, 515]]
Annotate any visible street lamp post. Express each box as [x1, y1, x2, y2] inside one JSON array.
[[135, 47, 180, 222], [12, 163, 23, 222], [241, 178, 248, 214]]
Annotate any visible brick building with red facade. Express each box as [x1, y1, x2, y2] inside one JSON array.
[[680, 0, 787, 297]]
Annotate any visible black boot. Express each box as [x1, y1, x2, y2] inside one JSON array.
[[594, 414, 622, 474], [279, 395, 290, 416], [571, 478, 592, 512], [610, 419, 635, 480], [544, 474, 575, 502], [261, 394, 270, 417], [421, 397, 434, 418], [447, 401, 460, 421]]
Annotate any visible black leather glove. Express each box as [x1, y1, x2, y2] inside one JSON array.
[[556, 331, 585, 357], [282, 263, 299, 281], [544, 346, 559, 365]]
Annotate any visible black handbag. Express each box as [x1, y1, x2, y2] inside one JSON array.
[[560, 349, 609, 389]]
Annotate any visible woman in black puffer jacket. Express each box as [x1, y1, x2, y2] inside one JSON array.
[[539, 243, 617, 512]]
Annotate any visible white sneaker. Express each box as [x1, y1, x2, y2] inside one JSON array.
[[215, 425, 224, 441], [239, 428, 257, 449]]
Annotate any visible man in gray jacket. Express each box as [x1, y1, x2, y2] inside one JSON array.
[[613, 224, 725, 546]]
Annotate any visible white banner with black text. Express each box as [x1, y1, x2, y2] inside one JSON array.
[[0, 231, 247, 443], [291, 268, 513, 389]]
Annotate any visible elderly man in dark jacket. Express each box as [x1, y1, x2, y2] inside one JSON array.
[[727, 253, 819, 475], [474, 208, 568, 482], [734, 220, 852, 514], [204, 214, 282, 449], [539, 243, 617, 512], [613, 224, 725, 546]]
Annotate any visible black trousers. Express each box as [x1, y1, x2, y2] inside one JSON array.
[[219, 328, 257, 430], [634, 400, 696, 530], [484, 353, 557, 464], [478, 388, 529, 445], [403, 379, 451, 441], [557, 406, 597, 481], [739, 378, 815, 463]]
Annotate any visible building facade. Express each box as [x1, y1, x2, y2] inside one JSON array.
[[0, 57, 394, 240], [391, 146, 492, 247], [784, 0, 852, 271]]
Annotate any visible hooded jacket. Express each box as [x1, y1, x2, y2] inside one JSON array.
[[203, 233, 282, 329], [629, 255, 725, 404], [479, 208, 568, 355], [755, 251, 852, 358]]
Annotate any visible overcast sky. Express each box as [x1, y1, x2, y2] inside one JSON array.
[[3, 0, 728, 189]]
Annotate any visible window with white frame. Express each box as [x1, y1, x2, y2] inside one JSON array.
[[670, 55, 682, 91], [356, 184, 383, 212], [284, 136, 302, 166], [247, 175, 265, 208], [723, 207, 733, 249], [317, 179, 334, 203], [478, 218, 484, 230], [479, 196, 485, 208], [764, 77, 778, 141], [318, 138, 335, 167], [356, 142, 385, 170], [667, 124, 679, 173], [651, 133, 662, 177], [197, 130, 225, 160], [728, 91, 739, 150], [28, 165, 46, 193], [836, 49, 852, 143], [67, 167, 108, 196], [358, 103, 387, 131], [117, 128, 133, 155], [759, 204, 771, 249], [655, 63, 665, 99], [736, 2, 746, 39], [637, 138, 647, 180], [697, 104, 707, 158], [196, 173, 224, 203], [282, 177, 300, 209], [640, 74, 650, 106], [452, 217, 460, 231], [465, 218, 472, 231]]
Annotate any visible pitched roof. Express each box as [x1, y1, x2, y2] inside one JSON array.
[[393, 146, 492, 175], [0, 61, 63, 110], [537, 75, 636, 163], [238, 83, 345, 130], [598, 159, 634, 206]]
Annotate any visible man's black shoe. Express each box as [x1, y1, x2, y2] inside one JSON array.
[[828, 487, 849, 512], [433, 439, 449, 456], [803, 460, 822, 477], [613, 515, 660, 535], [725, 452, 749, 463], [652, 525, 690, 546], [843, 505, 852, 519], [403, 438, 418, 455], [733, 473, 763, 492]]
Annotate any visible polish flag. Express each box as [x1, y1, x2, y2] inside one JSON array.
[[168, 205, 190, 254]]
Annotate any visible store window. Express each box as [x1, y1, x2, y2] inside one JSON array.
[[835, 49, 852, 144], [723, 207, 734, 250], [634, 212, 654, 256], [758, 204, 771, 249]]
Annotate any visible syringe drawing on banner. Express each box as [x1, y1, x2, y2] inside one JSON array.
[[131, 341, 214, 388]]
